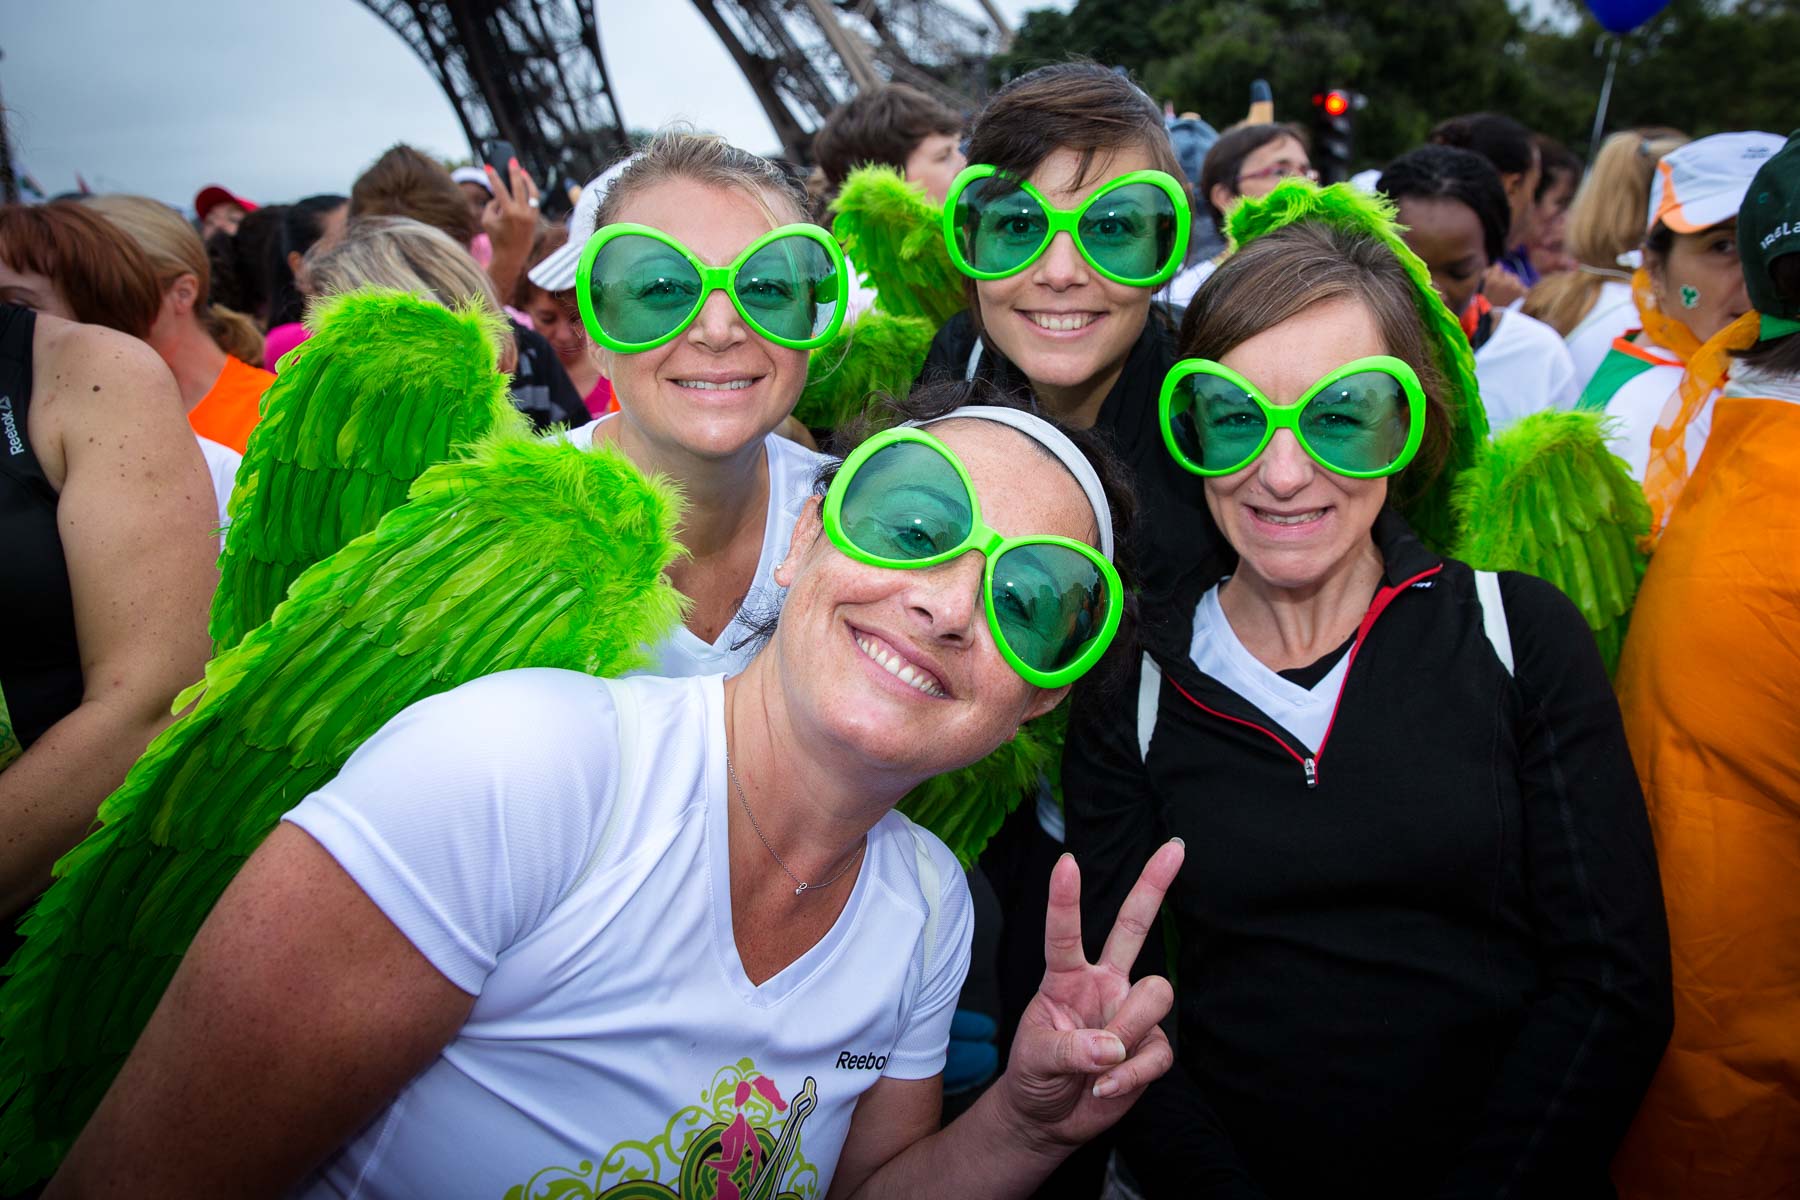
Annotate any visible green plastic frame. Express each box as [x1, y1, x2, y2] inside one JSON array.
[[941, 164, 1192, 289], [823, 426, 1123, 689], [1158, 354, 1427, 478], [575, 222, 849, 353]]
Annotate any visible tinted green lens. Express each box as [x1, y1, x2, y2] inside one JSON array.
[[1077, 182, 1177, 282], [737, 234, 840, 341], [992, 543, 1111, 673], [589, 234, 702, 346], [1172, 374, 1270, 471], [1297, 370, 1413, 473], [958, 178, 1048, 275], [838, 440, 974, 562]]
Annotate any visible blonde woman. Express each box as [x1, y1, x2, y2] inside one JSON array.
[[84, 195, 272, 454]]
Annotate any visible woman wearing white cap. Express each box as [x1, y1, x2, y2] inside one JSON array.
[[1574, 130, 1785, 495]]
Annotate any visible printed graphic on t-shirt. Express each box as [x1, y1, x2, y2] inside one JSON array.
[[503, 1059, 822, 1200]]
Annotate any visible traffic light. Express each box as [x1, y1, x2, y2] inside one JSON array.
[[1310, 88, 1361, 184]]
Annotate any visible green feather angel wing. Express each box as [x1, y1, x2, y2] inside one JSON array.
[[899, 704, 1068, 868], [1449, 410, 1649, 674], [831, 165, 964, 327], [0, 433, 684, 1187], [1226, 181, 1491, 554], [209, 288, 520, 651], [795, 310, 939, 433]]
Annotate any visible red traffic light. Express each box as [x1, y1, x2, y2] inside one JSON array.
[[1322, 90, 1350, 117]]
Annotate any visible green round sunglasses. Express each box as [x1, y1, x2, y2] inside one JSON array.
[[575, 222, 848, 353], [1159, 355, 1427, 478], [942, 164, 1192, 289], [823, 426, 1123, 690]]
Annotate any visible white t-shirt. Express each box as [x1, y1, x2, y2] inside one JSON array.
[[1473, 308, 1581, 434], [1564, 279, 1637, 390], [1189, 583, 1350, 754], [1158, 257, 1217, 310], [563, 418, 826, 677], [286, 669, 972, 1199], [1599, 333, 1691, 481], [195, 434, 240, 546]]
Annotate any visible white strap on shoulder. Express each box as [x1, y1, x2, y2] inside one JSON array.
[[1137, 652, 1162, 760], [1474, 570, 1515, 677], [964, 338, 984, 382], [907, 820, 942, 979]]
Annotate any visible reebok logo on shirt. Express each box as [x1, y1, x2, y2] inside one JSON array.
[[0, 396, 21, 457], [835, 1050, 889, 1070]]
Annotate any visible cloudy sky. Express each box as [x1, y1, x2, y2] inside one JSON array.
[[2, 0, 1065, 211]]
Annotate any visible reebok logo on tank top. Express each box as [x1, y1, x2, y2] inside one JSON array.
[[0, 396, 22, 457]]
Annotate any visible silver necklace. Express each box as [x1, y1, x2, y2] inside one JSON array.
[[726, 750, 862, 897]]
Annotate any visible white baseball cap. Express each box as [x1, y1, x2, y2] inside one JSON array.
[[450, 165, 493, 193], [1647, 131, 1785, 234], [526, 155, 638, 293]]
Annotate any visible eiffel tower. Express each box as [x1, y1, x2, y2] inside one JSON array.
[[359, 0, 1007, 179]]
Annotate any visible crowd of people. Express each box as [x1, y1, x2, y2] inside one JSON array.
[[0, 58, 1794, 1200]]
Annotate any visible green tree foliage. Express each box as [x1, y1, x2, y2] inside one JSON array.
[[995, 0, 1793, 170]]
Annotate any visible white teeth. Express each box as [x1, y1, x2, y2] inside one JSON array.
[[1027, 312, 1096, 332], [1259, 509, 1326, 526], [676, 379, 753, 391], [855, 635, 944, 697]]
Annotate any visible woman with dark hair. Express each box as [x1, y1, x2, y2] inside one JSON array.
[[1065, 181, 1672, 1200], [262, 193, 349, 368], [922, 60, 1223, 596], [1380, 144, 1578, 432], [1610, 129, 1800, 1200], [1428, 111, 1541, 300], [1524, 134, 1581, 277]]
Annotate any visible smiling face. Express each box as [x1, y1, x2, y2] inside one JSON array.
[[1395, 194, 1489, 322], [974, 143, 1159, 425], [1650, 220, 1750, 344], [771, 419, 1097, 776], [1204, 296, 1390, 592], [597, 177, 810, 463]]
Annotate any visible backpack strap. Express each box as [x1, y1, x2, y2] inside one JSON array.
[[1474, 570, 1515, 677], [1137, 651, 1162, 760]]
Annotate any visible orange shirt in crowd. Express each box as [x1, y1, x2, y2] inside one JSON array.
[[187, 355, 273, 454]]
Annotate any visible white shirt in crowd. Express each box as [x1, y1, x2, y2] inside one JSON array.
[[1564, 279, 1638, 391], [564, 417, 826, 677], [1599, 330, 1698, 481], [1473, 308, 1581, 434], [286, 669, 972, 1198], [195, 434, 239, 546]]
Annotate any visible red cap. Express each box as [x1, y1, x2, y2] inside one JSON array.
[[193, 184, 257, 221]]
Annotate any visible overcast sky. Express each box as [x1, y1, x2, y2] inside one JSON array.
[[2, 0, 1065, 212]]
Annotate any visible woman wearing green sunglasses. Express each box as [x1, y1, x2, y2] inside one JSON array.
[[49, 389, 1194, 1197], [554, 134, 841, 679], [921, 62, 1228, 599], [1066, 190, 1671, 1198]]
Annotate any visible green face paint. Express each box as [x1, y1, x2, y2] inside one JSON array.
[[1680, 285, 1701, 309]]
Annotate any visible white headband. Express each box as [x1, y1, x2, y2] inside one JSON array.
[[910, 405, 1116, 562]]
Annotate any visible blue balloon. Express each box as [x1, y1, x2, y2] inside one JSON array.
[[1583, 0, 1671, 34]]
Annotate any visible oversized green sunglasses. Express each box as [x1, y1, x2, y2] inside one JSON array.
[[1159, 355, 1426, 478], [943, 165, 1192, 288], [575, 223, 848, 353], [823, 426, 1123, 689]]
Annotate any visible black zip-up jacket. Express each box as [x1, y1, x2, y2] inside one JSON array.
[[1064, 510, 1673, 1199], [920, 309, 1230, 596]]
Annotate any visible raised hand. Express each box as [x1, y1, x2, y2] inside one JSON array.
[[481, 157, 542, 298], [996, 839, 1184, 1149]]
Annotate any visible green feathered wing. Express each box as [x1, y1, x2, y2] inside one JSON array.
[[1226, 181, 1490, 554], [831, 165, 964, 327], [1449, 411, 1649, 674], [0, 433, 685, 1187], [899, 705, 1068, 868], [209, 288, 520, 651], [795, 311, 939, 432]]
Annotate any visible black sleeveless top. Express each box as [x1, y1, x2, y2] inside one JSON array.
[[0, 305, 84, 753]]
